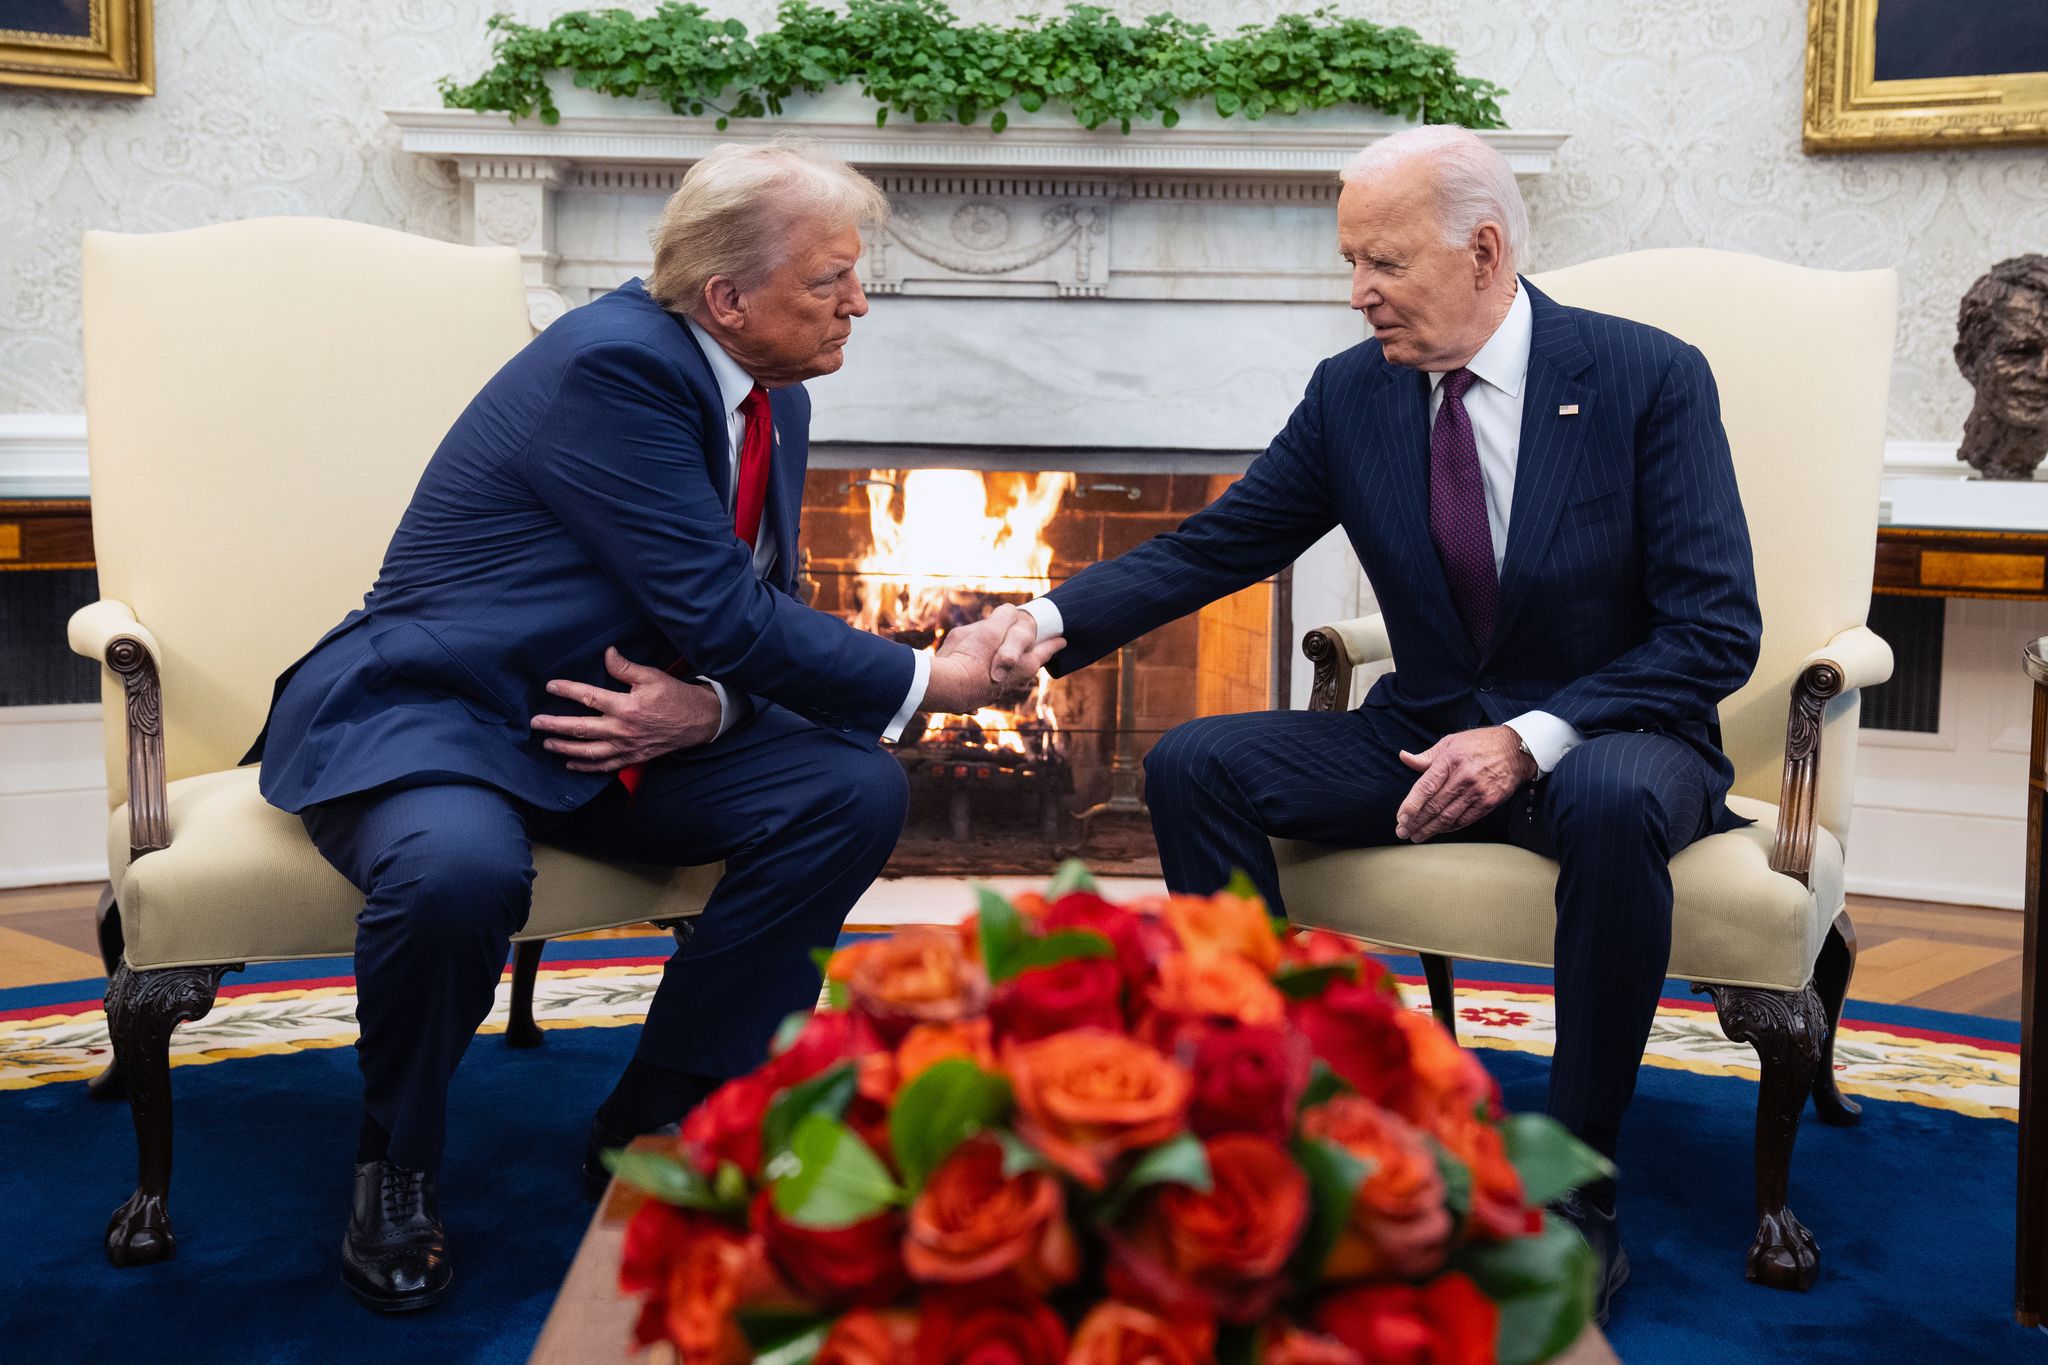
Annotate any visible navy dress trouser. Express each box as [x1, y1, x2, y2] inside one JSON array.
[[1144, 705, 1713, 1162], [300, 706, 909, 1174]]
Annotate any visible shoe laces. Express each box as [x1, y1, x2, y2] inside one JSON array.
[[382, 1164, 426, 1218]]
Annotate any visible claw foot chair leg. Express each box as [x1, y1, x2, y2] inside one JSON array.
[[1809, 911, 1862, 1127], [506, 940, 546, 1048], [1694, 980, 1826, 1290], [104, 962, 233, 1267], [87, 887, 129, 1102]]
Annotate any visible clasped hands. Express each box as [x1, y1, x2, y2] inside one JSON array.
[[530, 605, 1064, 772]]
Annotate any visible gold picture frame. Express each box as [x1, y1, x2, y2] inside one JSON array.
[[0, 0, 152, 96], [1805, 0, 2048, 152]]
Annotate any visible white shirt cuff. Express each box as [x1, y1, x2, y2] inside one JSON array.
[[1504, 711, 1585, 776], [1021, 597, 1064, 641], [696, 677, 737, 740], [882, 647, 930, 744]]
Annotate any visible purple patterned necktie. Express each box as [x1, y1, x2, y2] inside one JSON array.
[[1428, 367, 1497, 646]]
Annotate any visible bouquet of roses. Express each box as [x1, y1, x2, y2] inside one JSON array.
[[607, 864, 1609, 1365]]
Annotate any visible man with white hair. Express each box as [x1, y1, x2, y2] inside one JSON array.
[[246, 143, 1061, 1311], [997, 125, 1761, 1324]]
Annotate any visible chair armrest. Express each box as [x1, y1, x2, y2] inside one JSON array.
[[67, 599, 170, 864], [1301, 613, 1392, 713], [1770, 625, 1893, 885]]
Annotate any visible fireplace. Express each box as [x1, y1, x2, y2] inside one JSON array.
[[799, 454, 1282, 875]]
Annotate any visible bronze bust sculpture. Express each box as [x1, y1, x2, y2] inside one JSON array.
[[1955, 255, 2048, 480]]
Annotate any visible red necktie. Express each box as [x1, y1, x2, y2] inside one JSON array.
[[617, 386, 773, 799]]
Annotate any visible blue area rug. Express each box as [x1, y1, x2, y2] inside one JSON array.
[[0, 942, 2036, 1363]]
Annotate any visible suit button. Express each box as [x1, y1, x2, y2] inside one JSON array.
[[841, 723, 853, 732], [1478, 676, 1496, 692]]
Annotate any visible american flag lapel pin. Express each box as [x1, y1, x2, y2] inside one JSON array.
[[1558, 404, 1580, 416]]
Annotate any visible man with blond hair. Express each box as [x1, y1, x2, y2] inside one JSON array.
[[247, 143, 1060, 1311], [993, 125, 1762, 1324]]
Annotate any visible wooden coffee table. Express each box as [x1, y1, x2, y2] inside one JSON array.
[[531, 1138, 1621, 1363]]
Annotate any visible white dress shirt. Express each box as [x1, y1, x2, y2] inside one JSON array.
[[684, 319, 927, 742], [1022, 285, 1584, 774]]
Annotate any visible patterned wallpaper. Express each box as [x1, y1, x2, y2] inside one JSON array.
[[1, 0, 2043, 442]]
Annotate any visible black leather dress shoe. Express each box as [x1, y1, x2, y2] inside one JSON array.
[[1550, 1191, 1629, 1329], [342, 1160, 452, 1312]]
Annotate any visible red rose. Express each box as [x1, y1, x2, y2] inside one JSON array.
[[618, 1202, 754, 1363], [1041, 892, 1177, 992], [680, 1074, 777, 1178], [1312, 1273, 1498, 1365], [1289, 979, 1415, 1109], [905, 1135, 1078, 1292], [914, 1284, 1069, 1365], [992, 955, 1125, 1042], [1108, 1133, 1309, 1325], [1262, 1325, 1367, 1365], [1433, 1110, 1527, 1243], [1184, 1022, 1312, 1142], [751, 1189, 909, 1309], [764, 1010, 882, 1091]]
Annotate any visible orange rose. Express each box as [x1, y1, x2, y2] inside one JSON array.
[[1067, 1301, 1216, 1365], [1299, 1095, 1453, 1281], [1261, 1325, 1366, 1365], [1005, 1029, 1191, 1188], [859, 1018, 1000, 1108], [1108, 1133, 1308, 1324], [846, 926, 990, 1041], [1164, 892, 1282, 972], [1144, 951, 1286, 1043], [619, 1202, 754, 1365], [1395, 1009, 1499, 1130], [1434, 1109, 1527, 1242], [904, 1135, 1078, 1291], [816, 1308, 919, 1365]]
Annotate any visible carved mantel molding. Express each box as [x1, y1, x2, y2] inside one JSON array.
[[388, 105, 1569, 329]]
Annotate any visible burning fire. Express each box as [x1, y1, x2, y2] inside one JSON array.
[[850, 468, 1076, 756]]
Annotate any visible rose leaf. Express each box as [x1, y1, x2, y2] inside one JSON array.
[[1004, 928, 1116, 978], [889, 1057, 1014, 1192], [1288, 1136, 1372, 1281], [1047, 858, 1099, 897], [761, 1061, 860, 1162], [1451, 1220, 1598, 1365], [771, 1112, 904, 1227], [1498, 1113, 1615, 1207], [1098, 1132, 1212, 1223], [602, 1149, 728, 1212], [1272, 959, 1362, 1000]]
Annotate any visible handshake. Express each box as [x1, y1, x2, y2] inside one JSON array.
[[921, 603, 1066, 714]]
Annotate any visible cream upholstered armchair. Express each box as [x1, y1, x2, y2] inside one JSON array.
[[1277, 250, 1896, 1293], [73, 219, 721, 1268]]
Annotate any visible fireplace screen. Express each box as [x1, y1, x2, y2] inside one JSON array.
[[801, 467, 1281, 876]]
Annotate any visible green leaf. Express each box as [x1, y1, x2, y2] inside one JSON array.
[[740, 1311, 834, 1363], [1272, 958, 1362, 1001], [770, 1008, 814, 1056], [826, 979, 850, 1009], [762, 1061, 859, 1161], [1223, 868, 1262, 905], [1499, 1113, 1615, 1207], [995, 1127, 1051, 1178], [808, 945, 834, 980], [889, 1058, 1014, 1192], [771, 1113, 905, 1228], [989, 109, 1008, 133], [1299, 1059, 1351, 1110], [1006, 928, 1115, 976], [975, 883, 1025, 969], [1047, 858, 1098, 897], [1453, 1221, 1598, 1365], [713, 1159, 750, 1208], [603, 1148, 733, 1212], [1290, 1137, 1371, 1280], [1099, 1133, 1212, 1223], [1431, 1138, 1474, 1228]]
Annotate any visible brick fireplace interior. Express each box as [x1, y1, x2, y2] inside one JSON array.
[[800, 462, 1280, 876]]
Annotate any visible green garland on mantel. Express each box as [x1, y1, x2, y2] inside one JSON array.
[[439, 1, 1507, 134]]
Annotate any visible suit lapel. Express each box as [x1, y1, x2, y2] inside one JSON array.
[[669, 309, 736, 502], [1368, 358, 1476, 670], [1487, 283, 1593, 661]]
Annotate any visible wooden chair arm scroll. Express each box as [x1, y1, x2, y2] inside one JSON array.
[[1769, 624, 1893, 886], [68, 599, 171, 865], [1303, 612, 1392, 715]]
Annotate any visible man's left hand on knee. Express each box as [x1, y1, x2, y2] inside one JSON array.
[[1396, 726, 1537, 842]]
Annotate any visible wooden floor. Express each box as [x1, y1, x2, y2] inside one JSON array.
[[1, 882, 2027, 1019]]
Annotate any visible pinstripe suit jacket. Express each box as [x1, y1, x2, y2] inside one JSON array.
[[1045, 280, 1763, 816]]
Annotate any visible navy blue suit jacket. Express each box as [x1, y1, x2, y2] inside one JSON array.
[[247, 279, 914, 815], [1046, 280, 1763, 816]]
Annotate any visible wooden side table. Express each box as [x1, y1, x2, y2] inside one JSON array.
[[0, 498, 93, 571], [2022, 637, 2048, 1325]]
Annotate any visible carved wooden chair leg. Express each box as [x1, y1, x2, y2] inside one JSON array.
[[103, 962, 233, 1267], [1694, 981, 1825, 1290], [505, 939, 546, 1049], [1809, 910, 1862, 1127], [1421, 954, 1457, 1039], [87, 886, 128, 1103]]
